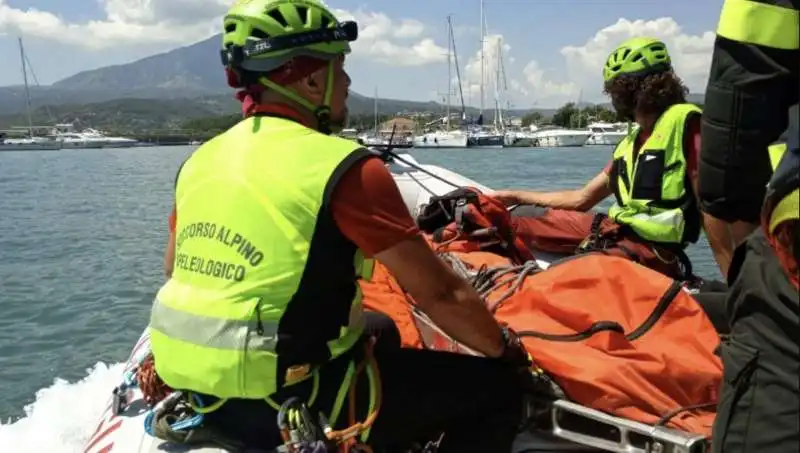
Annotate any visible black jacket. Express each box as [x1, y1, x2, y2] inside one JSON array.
[[699, 0, 799, 223]]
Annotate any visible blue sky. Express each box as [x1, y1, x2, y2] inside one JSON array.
[[0, 0, 724, 107]]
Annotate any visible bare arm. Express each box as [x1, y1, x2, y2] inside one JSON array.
[[686, 115, 759, 278], [497, 170, 612, 211], [164, 230, 176, 278], [164, 205, 177, 278], [330, 157, 505, 357], [376, 236, 505, 358]]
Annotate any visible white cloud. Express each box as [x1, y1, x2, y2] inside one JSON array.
[[0, 0, 446, 66], [459, 33, 530, 109], [0, 2, 717, 107], [522, 60, 578, 101], [101, 0, 229, 25], [440, 16, 714, 108], [546, 17, 715, 105], [393, 19, 425, 39], [333, 9, 446, 66], [0, 0, 227, 49]]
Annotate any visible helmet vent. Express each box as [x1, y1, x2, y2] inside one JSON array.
[[225, 23, 236, 33], [632, 53, 643, 62], [320, 14, 332, 28], [251, 27, 269, 39], [296, 6, 309, 24], [651, 45, 665, 52], [621, 49, 631, 60], [267, 9, 289, 27]]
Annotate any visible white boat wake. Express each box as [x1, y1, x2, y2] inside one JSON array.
[[0, 362, 126, 452]]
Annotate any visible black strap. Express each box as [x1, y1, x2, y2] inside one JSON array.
[[221, 21, 358, 68], [575, 213, 612, 254]]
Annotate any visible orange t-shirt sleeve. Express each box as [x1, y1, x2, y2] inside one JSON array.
[[685, 115, 701, 181], [330, 156, 421, 256]]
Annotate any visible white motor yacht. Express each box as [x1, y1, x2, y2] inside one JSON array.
[[585, 122, 628, 146], [81, 128, 139, 148], [0, 135, 61, 151], [530, 125, 592, 148], [56, 132, 105, 149]]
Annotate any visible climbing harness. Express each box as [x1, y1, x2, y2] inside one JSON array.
[[274, 397, 332, 452], [273, 338, 383, 453], [576, 213, 618, 254], [574, 213, 700, 285], [140, 339, 384, 452], [143, 390, 246, 451], [575, 213, 647, 266]]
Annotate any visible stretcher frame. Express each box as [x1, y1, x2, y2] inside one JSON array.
[[410, 306, 709, 453]]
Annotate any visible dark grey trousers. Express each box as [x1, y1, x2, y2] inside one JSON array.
[[712, 231, 799, 452]]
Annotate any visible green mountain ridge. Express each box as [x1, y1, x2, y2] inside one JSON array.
[[0, 33, 704, 129]]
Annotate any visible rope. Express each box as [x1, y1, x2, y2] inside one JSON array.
[[377, 147, 461, 190], [437, 252, 541, 313], [323, 338, 383, 453], [274, 340, 382, 453], [137, 353, 173, 406]]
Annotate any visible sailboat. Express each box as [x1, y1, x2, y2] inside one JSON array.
[[467, 0, 504, 148], [358, 87, 383, 146], [413, 15, 469, 149], [358, 87, 413, 148], [0, 37, 61, 152]]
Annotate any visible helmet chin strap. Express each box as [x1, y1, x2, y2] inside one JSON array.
[[257, 62, 338, 135]]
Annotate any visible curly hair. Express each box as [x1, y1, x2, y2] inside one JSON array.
[[603, 70, 689, 117]]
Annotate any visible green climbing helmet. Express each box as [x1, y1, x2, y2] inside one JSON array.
[[603, 37, 671, 82], [221, 0, 358, 73]]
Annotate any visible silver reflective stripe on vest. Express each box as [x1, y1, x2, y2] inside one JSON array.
[[610, 202, 686, 232], [627, 209, 684, 230], [150, 299, 278, 352]]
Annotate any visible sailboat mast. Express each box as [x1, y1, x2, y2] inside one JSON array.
[[18, 37, 34, 137], [495, 39, 502, 130], [446, 15, 453, 131], [449, 21, 467, 119], [499, 42, 509, 124], [373, 86, 378, 133], [479, 0, 484, 114]]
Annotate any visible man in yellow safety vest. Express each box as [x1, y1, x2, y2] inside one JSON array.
[[147, 1, 534, 452], [494, 38, 711, 282]]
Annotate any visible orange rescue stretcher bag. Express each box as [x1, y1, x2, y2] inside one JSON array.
[[490, 253, 722, 437], [362, 251, 723, 443]]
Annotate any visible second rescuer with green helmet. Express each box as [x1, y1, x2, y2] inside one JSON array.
[[148, 0, 532, 451], [493, 37, 722, 283]]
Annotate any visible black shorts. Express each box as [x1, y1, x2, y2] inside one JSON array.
[[202, 311, 526, 452]]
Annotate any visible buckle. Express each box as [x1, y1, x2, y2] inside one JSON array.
[[285, 364, 312, 384]]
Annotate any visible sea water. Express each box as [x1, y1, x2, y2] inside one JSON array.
[[0, 145, 721, 452]]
